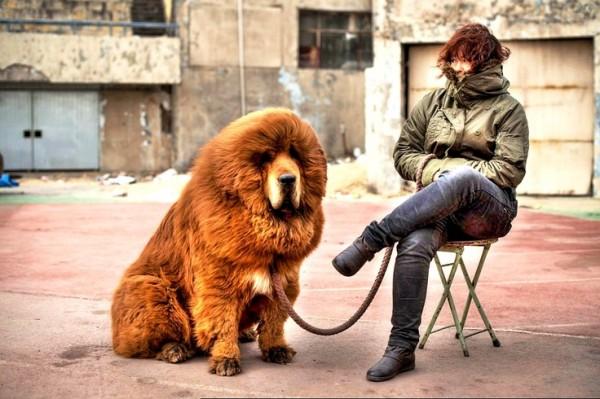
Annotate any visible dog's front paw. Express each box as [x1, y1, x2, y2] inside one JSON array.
[[209, 357, 242, 376], [261, 346, 296, 364]]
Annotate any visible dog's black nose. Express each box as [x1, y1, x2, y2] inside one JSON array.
[[279, 174, 296, 185]]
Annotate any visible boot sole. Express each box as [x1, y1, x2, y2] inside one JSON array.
[[366, 362, 415, 382]]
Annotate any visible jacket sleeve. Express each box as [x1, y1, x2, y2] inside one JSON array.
[[393, 92, 436, 182], [421, 102, 529, 188]]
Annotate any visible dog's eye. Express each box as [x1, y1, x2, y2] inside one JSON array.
[[252, 152, 273, 166], [289, 146, 302, 163]]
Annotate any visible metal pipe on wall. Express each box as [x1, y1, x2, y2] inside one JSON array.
[[236, 0, 246, 116]]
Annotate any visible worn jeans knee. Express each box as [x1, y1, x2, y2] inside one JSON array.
[[395, 228, 441, 266]]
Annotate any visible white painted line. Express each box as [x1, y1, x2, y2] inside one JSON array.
[[514, 322, 599, 328], [289, 319, 600, 341], [477, 277, 600, 286], [0, 359, 34, 368], [474, 327, 600, 341], [489, 249, 600, 255]]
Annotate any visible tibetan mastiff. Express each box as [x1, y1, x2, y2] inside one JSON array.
[[111, 108, 327, 376]]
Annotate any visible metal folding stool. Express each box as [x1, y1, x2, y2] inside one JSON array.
[[418, 238, 501, 357]]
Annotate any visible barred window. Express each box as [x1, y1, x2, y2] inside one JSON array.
[[131, 0, 168, 36], [299, 10, 373, 70]]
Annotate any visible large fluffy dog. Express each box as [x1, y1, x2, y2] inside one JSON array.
[[111, 108, 326, 376]]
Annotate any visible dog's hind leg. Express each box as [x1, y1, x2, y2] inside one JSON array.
[[111, 275, 193, 362]]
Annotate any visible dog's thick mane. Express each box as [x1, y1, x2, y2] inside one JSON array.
[[176, 108, 326, 262]]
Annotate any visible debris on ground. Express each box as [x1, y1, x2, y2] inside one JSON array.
[[99, 174, 137, 186], [153, 168, 178, 182], [326, 156, 388, 200]]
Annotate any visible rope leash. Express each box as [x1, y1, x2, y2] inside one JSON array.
[[270, 246, 393, 336], [270, 154, 437, 336]]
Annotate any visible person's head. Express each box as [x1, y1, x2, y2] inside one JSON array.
[[437, 23, 510, 81]]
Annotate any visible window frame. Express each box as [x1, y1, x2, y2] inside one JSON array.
[[298, 9, 373, 70]]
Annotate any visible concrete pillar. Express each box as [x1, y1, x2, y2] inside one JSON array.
[[364, 37, 404, 195]]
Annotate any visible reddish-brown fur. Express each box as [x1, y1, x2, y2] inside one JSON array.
[[111, 108, 327, 376]]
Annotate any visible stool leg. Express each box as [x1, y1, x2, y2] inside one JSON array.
[[455, 257, 471, 339], [459, 250, 501, 348], [459, 244, 491, 330], [446, 250, 470, 357], [455, 244, 491, 338]]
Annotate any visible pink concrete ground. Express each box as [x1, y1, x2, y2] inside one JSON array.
[[1, 200, 599, 397]]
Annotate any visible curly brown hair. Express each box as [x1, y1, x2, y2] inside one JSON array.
[[437, 23, 510, 80]]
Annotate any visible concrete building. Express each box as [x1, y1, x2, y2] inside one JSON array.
[[0, 0, 180, 172], [1, 0, 599, 197], [0, 0, 371, 173]]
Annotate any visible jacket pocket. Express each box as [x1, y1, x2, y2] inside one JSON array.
[[425, 109, 453, 154]]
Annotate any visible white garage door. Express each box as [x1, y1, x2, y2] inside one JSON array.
[[407, 39, 594, 195]]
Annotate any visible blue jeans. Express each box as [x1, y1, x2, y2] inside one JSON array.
[[361, 166, 518, 351]]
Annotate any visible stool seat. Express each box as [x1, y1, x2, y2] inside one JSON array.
[[441, 238, 498, 250]]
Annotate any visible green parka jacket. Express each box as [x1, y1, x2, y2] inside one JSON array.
[[393, 65, 529, 190]]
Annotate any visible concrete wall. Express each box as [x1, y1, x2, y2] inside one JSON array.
[[0, 33, 181, 84], [173, 0, 371, 169], [0, 0, 133, 36], [101, 89, 173, 173], [366, 0, 600, 196]]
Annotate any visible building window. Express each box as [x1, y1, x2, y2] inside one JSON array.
[[131, 0, 169, 36], [299, 10, 373, 70]]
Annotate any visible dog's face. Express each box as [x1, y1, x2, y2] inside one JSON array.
[[205, 108, 326, 223], [191, 108, 326, 256], [264, 152, 302, 218]]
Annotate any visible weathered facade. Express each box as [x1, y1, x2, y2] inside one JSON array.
[[173, 0, 371, 169], [366, 0, 600, 197], [0, 0, 371, 173], [0, 0, 179, 173]]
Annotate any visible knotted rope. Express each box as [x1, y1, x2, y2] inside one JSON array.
[[270, 154, 436, 335]]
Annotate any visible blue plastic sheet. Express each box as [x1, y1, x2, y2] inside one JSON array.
[[0, 173, 19, 187]]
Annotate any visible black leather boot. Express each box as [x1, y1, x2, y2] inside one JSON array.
[[331, 238, 376, 277], [366, 346, 415, 382]]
